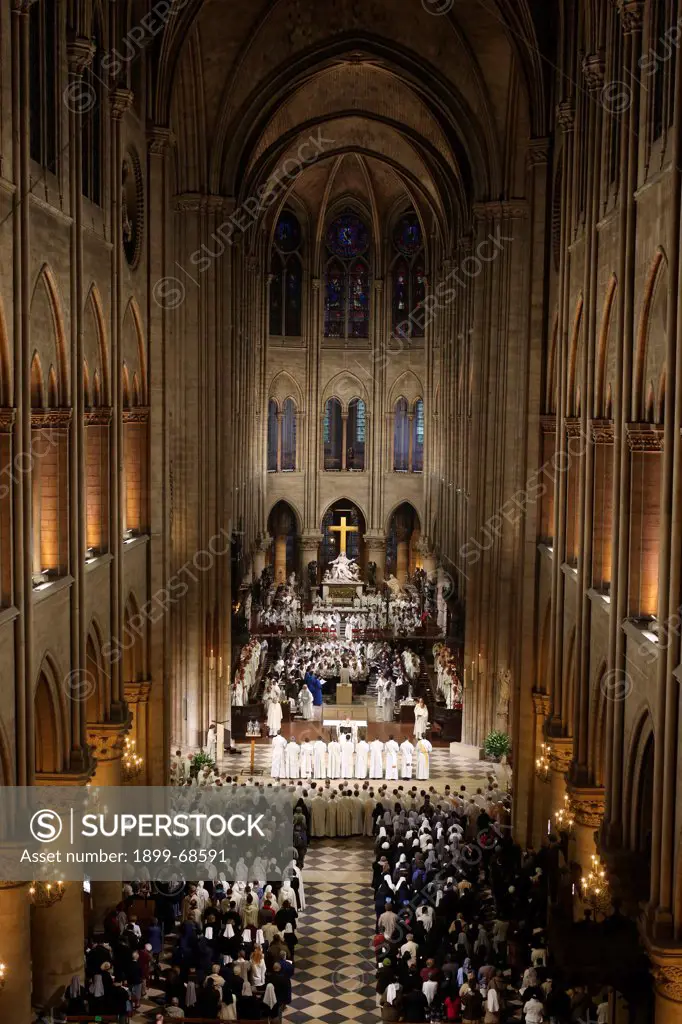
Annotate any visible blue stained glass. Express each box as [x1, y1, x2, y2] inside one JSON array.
[[326, 214, 369, 258], [275, 210, 301, 253], [394, 213, 422, 256]]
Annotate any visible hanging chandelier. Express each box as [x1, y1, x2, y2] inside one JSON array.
[[580, 854, 610, 911], [28, 880, 65, 908], [554, 793, 575, 834], [0, 960, 6, 991], [122, 737, 144, 780], [535, 742, 551, 782]]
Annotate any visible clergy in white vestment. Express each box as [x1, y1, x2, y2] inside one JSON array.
[[369, 739, 384, 779], [206, 724, 217, 761], [266, 685, 283, 737], [400, 739, 415, 780], [313, 740, 327, 779], [376, 677, 387, 709], [298, 684, 314, 720], [300, 741, 314, 780], [327, 740, 342, 779], [413, 698, 429, 739], [286, 740, 301, 779], [311, 793, 327, 837], [355, 739, 370, 779], [416, 738, 432, 779], [384, 681, 396, 722], [271, 735, 287, 779], [384, 737, 400, 780], [340, 736, 355, 778], [345, 619, 353, 642]]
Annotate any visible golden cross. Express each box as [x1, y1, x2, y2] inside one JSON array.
[[329, 515, 358, 555]]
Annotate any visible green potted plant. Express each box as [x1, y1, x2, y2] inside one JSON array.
[[483, 731, 511, 763], [189, 750, 217, 778]]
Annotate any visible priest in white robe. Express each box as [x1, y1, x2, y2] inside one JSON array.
[[416, 738, 432, 780], [265, 684, 283, 737], [369, 739, 384, 779], [414, 698, 429, 738], [286, 739, 300, 779], [340, 736, 355, 778], [313, 740, 327, 779], [271, 735, 287, 779], [384, 737, 400, 780], [206, 723, 217, 761], [400, 738, 415, 780], [300, 740, 314, 780], [327, 739, 342, 779], [298, 683, 314, 720], [355, 739, 370, 779]]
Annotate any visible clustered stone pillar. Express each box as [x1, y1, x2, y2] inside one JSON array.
[[274, 535, 287, 584], [31, 882, 85, 1008], [86, 722, 128, 787], [0, 883, 32, 1022]]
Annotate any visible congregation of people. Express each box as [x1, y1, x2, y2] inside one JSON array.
[[367, 781, 610, 1024]]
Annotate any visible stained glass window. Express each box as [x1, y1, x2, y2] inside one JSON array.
[[394, 398, 409, 472], [326, 214, 369, 258], [413, 399, 424, 472], [391, 211, 426, 338], [267, 400, 278, 472], [324, 212, 371, 339], [269, 210, 303, 336], [323, 398, 343, 470], [347, 398, 366, 470], [282, 398, 296, 471]]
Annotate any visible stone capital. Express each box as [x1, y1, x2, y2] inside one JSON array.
[[626, 422, 664, 452], [618, 0, 644, 34], [531, 690, 551, 717], [300, 532, 323, 552], [124, 678, 152, 706], [556, 99, 575, 134], [173, 192, 227, 214], [110, 87, 133, 121], [85, 407, 113, 427], [11, 1, 34, 13], [566, 784, 605, 828], [647, 944, 682, 1004], [526, 137, 550, 167], [31, 408, 72, 430], [86, 720, 131, 764], [564, 416, 582, 440], [66, 37, 95, 77], [0, 408, 16, 434], [548, 737, 574, 775], [590, 418, 614, 444], [253, 532, 271, 554], [540, 414, 556, 435], [147, 126, 176, 155], [582, 53, 605, 93], [364, 530, 387, 552], [122, 407, 149, 425], [472, 200, 528, 223], [373, 279, 384, 293]]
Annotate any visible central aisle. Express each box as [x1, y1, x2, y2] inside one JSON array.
[[288, 838, 380, 1023]]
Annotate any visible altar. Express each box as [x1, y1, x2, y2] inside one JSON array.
[[321, 581, 364, 604], [323, 718, 368, 743]]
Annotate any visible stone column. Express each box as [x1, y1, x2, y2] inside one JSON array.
[[568, 785, 605, 876], [90, 881, 123, 933], [649, 953, 682, 1024], [86, 721, 129, 786], [529, 692, 552, 848], [396, 540, 409, 585], [276, 411, 283, 472], [274, 535, 287, 584], [548, 738, 573, 822], [31, 882, 84, 1008], [0, 883, 31, 1022], [365, 533, 386, 584], [252, 533, 269, 582]]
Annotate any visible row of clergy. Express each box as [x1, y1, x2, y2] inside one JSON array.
[[270, 735, 433, 780]]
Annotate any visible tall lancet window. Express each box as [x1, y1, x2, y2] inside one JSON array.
[[324, 213, 370, 339], [323, 397, 343, 470], [394, 398, 409, 472], [29, 0, 58, 172], [82, 10, 104, 203], [269, 210, 303, 336], [412, 398, 424, 472], [347, 398, 366, 470], [392, 212, 426, 338], [267, 400, 278, 472], [281, 398, 297, 471]]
